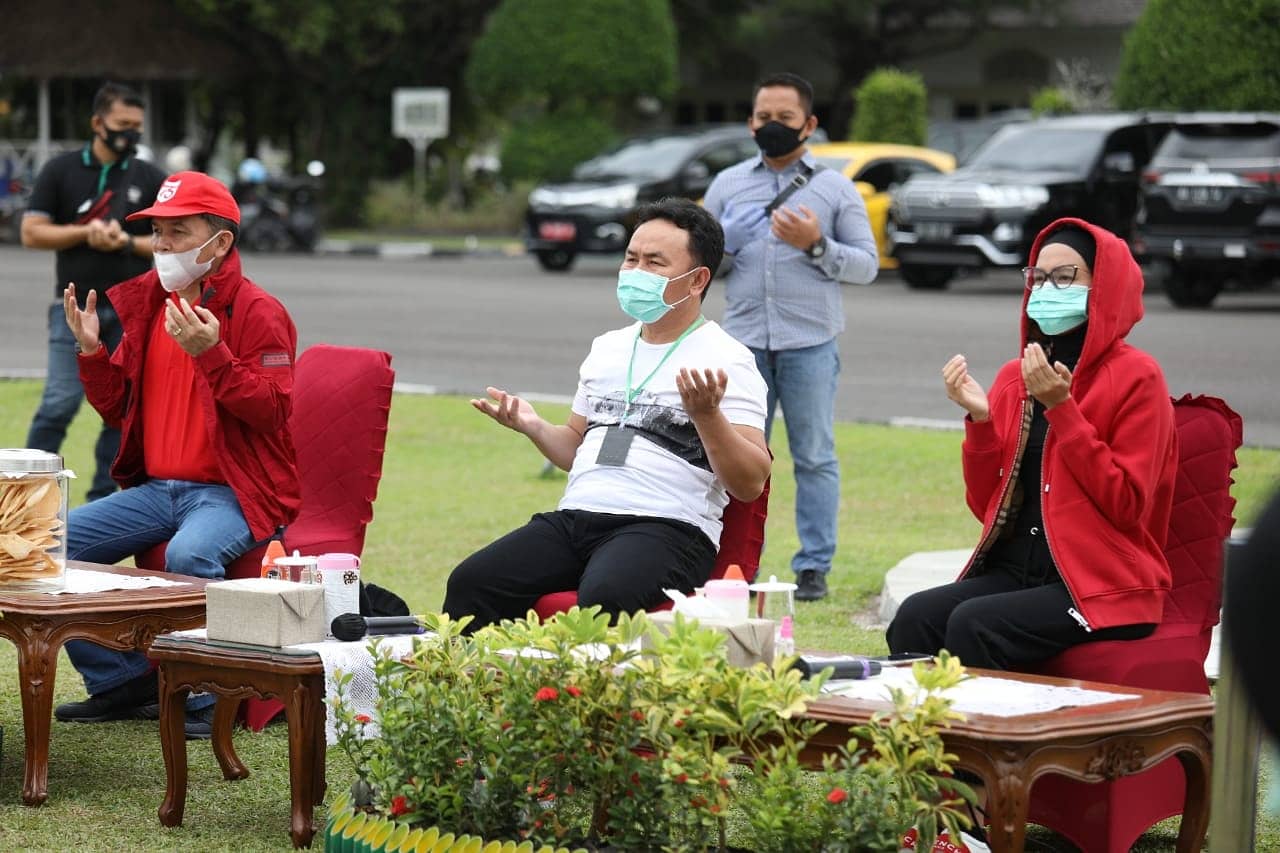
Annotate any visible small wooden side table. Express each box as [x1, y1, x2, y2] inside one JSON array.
[[0, 561, 209, 805], [149, 634, 327, 849]]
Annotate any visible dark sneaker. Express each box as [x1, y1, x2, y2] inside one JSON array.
[[54, 672, 159, 723], [184, 705, 216, 740], [794, 569, 828, 602]]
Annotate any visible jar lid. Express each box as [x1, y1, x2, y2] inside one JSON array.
[[748, 574, 798, 593], [0, 448, 65, 474]]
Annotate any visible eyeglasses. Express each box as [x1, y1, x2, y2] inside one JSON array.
[[1022, 264, 1080, 290]]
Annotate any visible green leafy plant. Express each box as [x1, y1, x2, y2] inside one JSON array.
[[334, 609, 973, 852], [850, 68, 928, 146], [1030, 86, 1076, 117], [741, 651, 976, 853]]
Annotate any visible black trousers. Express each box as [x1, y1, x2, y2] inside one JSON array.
[[442, 509, 716, 632], [885, 571, 1155, 671]]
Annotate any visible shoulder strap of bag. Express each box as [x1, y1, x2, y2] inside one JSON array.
[[764, 162, 825, 214]]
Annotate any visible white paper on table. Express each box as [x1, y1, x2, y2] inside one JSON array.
[[821, 669, 1138, 717], [43, 568, 194, 595]]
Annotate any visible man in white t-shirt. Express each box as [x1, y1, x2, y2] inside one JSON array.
[[443, 198, 771, 631]]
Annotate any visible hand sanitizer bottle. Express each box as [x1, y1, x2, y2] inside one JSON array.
[[775, 615, 796, 660]]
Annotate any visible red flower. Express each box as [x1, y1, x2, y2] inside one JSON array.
[[718, 777, 731, 789], [501, 720, 513, 730], [630, 710, 645, 721], [390, 795, 410, 816], [674, 773, 689, 784], [535, 686, 559, 702], [827, 787, 849, 804], [709, 804, 722, 815], [354, 714, 372, 724], [566, 685, 583, 697]]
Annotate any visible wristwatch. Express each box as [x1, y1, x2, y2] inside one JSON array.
[[805, 236, 827, 259]]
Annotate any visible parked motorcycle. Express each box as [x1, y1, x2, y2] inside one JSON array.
[[232, 159, 324, 253]]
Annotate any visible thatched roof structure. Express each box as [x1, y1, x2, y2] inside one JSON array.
[[1, 0, 244, 79]]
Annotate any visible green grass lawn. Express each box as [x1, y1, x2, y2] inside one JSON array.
[[0, 379, 1277, 850]]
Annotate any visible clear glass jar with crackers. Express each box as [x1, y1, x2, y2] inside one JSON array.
[[0, 449, 71, 592]]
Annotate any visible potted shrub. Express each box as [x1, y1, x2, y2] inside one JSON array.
[[331, 609, 974, 852]]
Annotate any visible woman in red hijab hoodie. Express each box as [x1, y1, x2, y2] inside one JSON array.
[[887, 218, 1177, 670]]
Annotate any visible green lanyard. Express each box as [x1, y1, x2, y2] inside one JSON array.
[[623, 316, 706, 423]]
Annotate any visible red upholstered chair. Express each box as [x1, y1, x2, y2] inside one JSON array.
[[532, 476, 770, 621], [137, 344, 395, 728], [1023, 394, 1242, 853]]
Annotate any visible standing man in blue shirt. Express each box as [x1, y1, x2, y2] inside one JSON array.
[[703, 72, 878, 601]]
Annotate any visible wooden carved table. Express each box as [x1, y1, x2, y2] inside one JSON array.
[[149, 634, 326, 849], [0, 561, 209, 805], [800, 668, 1214, 853]]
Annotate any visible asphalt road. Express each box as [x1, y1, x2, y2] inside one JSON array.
[[2, 245, 1278, 447]]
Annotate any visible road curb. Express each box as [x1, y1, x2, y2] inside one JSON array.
[[316, 238, 523, 260]]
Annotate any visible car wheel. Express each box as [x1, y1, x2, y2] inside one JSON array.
[[899, 264, 954, 290], [1164, 267, 1221, 308], [535, 248, 576, 272]]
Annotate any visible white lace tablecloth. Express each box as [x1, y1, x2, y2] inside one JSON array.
[[292, 634, 423, 744], [166, 628, 423, 744], [821, 666, 1138, 717], [43, 568, 194, 594]]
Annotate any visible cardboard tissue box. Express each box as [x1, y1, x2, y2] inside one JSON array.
[[644, 609, 776, 669], [206, 578, 327, 647]]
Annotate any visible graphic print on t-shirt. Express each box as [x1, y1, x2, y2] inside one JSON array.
[[586, 390, 709, 471]]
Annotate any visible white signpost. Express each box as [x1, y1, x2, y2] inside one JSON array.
[[392, 88, 450, 208]]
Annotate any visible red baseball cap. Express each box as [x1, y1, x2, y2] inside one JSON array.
[[126, 171, 241, 224]]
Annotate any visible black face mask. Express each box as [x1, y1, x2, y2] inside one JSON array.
[[100, 126, 141, 159], [753, 121, 807, 158]]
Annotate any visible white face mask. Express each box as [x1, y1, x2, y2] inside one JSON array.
[[154, 231, 226, 292]]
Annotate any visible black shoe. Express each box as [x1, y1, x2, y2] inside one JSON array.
[[54, 672, 159, 723], [794, 570, 828, 602], [184, 705, 216, 740]]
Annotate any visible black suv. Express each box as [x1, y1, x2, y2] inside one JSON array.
[[524, 125, 759, 272], [1135, 113, 1280, 307], [888, 113, 1173, 288]]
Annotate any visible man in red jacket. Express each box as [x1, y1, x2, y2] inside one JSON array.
[[887, 219, 1177, 671], [54, 171, 300, 738]]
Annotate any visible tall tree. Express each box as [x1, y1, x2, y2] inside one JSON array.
[[176, 0, 497, 224], [1114, 0, 1280, 111], [466, 0, 679, 181], [724, 0, 1031, 138]]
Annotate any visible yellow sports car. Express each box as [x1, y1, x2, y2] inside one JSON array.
[[809, 143, 956, 268]]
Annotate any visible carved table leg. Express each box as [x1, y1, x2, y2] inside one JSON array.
[[212, 695, 249, 781], [284, 678, 318, 848], [1176, 737, 1213, 853], [12, 625, 59, 806], [982, 755, 1033, 853], [310, 678, 327, 805], [157, 665, 191, 828]]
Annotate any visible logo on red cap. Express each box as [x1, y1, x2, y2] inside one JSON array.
[[156, 179, 181, 204]]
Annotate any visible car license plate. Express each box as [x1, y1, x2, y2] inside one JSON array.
[[916, 221, 953, 242], [538, 221, 576, 242], [1223, 243, 1247, 258]]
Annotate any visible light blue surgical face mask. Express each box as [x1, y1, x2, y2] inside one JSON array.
[[616, 266, 698, 323], [1027, 284, 1089, 335]]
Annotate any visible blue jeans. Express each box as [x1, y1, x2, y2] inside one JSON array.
[[65, 480, 256, 704], [751, 339, 840, 576], [26, 299, 123, 502]]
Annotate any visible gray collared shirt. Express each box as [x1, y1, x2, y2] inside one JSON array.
[[704, 150, 878, 351]]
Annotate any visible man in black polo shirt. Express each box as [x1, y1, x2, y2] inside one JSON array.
[[21, 82, 166, 501]]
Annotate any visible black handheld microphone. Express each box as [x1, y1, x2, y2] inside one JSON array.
[[331, 613, 424, 642], [791, 654, 882, 680]]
